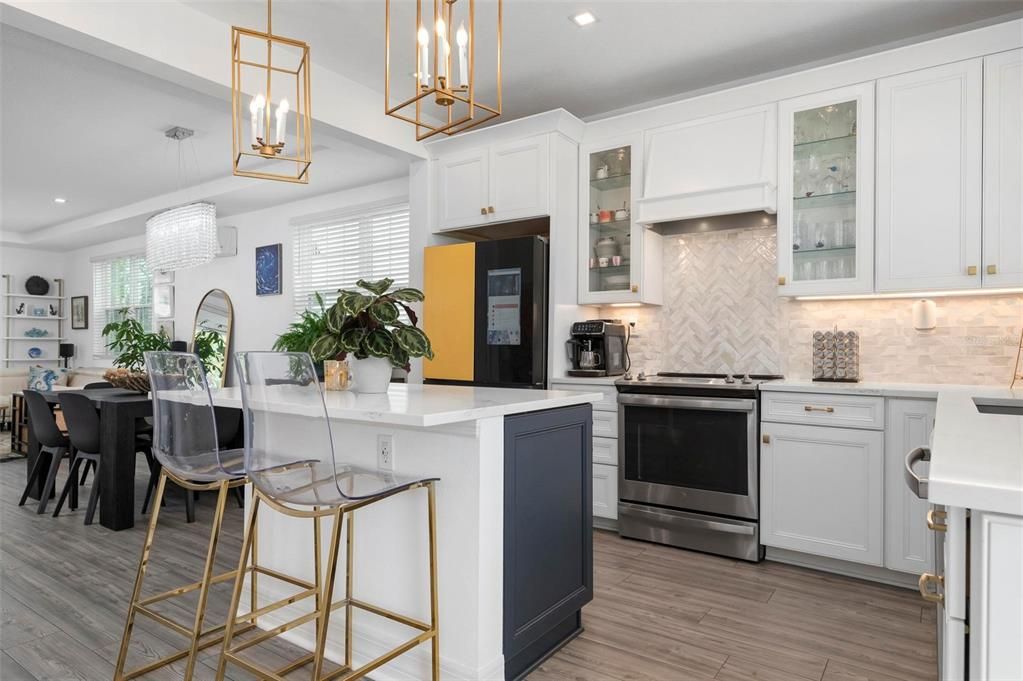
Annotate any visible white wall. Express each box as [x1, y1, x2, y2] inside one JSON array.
[[55, 176, 409, 369]]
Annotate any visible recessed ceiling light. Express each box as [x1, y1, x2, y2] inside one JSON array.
[[571, 11, 597, 27], [53, 197, 67, 204]]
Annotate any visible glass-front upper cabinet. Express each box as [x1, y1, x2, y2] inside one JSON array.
[[777, 83, 875, 296], [579, 134, 662, 305]]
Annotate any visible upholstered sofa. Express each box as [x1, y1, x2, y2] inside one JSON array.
[[0, 366, 109, 427]]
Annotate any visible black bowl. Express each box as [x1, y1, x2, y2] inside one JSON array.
[[24, 276, 50, 296]]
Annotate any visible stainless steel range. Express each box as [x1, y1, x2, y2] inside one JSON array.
[[615, 371, 782, 562]]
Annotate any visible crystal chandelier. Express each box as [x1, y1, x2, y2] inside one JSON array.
[[385, 0, 502, 140], [145, 127, 218, 272], [232, 0, 312, 183], [146, 202, 218, 272]]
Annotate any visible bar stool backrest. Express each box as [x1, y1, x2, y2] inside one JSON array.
[[57, 392, 101, 454], [23, 390, 65, 448], [233, 351, 338, 501], [144, 351, 229, 481]]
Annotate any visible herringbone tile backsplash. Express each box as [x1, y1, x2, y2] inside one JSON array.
[[605, 226, 1023, 386]]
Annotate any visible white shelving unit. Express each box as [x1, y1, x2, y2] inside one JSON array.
[[2, 274, 66, 368]]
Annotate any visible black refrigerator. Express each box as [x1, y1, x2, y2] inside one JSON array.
[[423, 236, 548, 389]]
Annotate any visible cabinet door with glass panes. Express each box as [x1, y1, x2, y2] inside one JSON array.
[[579, 135, 657, 305], [777, 83, 875, 296]]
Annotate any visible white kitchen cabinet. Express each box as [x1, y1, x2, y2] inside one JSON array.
[[983, 49, 1023, 288], [592, 462, 618, 520], [433, 134, 549, 231], [876, 59, 984, 292], [592, 436, 618, 466], [777, 83, 875, 296], [435, 148, 489, 230], [578, 134, 662, 305], [885, 399, 936, 574], [761, 421, 884, 565], [969, 511, 1023, 681]]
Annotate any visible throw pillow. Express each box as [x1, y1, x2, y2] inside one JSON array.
[[27, 366, 70, 391]]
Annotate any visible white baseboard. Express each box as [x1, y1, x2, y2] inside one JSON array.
[[765, 547, 920, 589], [244, 579, 505, 681]]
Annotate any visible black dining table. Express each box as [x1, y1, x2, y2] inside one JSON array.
[[24, 388, 152, 531]]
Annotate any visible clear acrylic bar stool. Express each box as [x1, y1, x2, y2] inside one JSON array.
[[218, 351, 440, 681], [114, 352, 259, 681]]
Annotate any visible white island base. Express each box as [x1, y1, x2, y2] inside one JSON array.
[[212, 384, 601, 681]]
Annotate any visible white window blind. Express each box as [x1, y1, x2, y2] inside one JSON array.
[[293, 202, 411, 312], [92, 253, 153, 358]]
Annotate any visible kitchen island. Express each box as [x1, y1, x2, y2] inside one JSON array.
[[209, 383, 601, 681]]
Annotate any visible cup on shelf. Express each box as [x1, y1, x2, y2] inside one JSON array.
[[611, 255, 622, 267], [598, 257, 610, 268]]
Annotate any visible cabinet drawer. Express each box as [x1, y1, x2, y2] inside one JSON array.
[[592, 410, 618, 438], [592, 436, 618, 466], [761, 391, 884, 430], [551, 383, 619, 412], [593, 463, 618, 520]]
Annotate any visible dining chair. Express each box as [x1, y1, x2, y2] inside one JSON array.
[[114, 351, 260, 681], [18, 390, 71, 515], [218, 351, 440, 680], [53, 392, 105, 525]]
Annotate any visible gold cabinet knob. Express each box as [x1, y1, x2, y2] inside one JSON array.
[[778, 276, 786, 285], [927, 509, 948, 532], [630, 284, 638, 293], [967, 265, 978, 276], [487, 206, 495, 214], [762, 434, 771, 444], [480, 207, 488, 215], [918, 573, 944, 604], [987, 264, 997, 275]]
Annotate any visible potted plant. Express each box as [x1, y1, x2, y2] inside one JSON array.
[[101, 308, 171, 391], [272, 292, 331, 378], [309, 279, 433, 394]]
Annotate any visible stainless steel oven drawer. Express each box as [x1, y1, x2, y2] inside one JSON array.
[[618, 502, 762, 562]]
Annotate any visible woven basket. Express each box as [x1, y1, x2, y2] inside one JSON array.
[[103, 370, 151, 393]]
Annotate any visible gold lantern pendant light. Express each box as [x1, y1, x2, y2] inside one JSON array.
[[231, 0, 312, 183], [385, 0, 502, 140]]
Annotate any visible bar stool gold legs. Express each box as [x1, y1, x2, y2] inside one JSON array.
[[217, 481, 440, 681], [113, 470, 257, 681]]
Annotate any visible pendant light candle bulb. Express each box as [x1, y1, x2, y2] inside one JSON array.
[[436, 18, 449, 82], [274, 98, 289, 146], [456, 22, 468, 87], [417, 25, 430, 84], [251, 93, 266, 144]]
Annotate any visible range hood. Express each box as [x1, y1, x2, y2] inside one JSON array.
[[636, 104, 778, 225]]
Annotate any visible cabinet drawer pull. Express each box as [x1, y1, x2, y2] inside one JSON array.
[[927, 509, 948, 532], [918, 573, 944, 604], [762, 434, 771, 444], [987, 264, 997, 275], [803, 405, 835, 413], [967, 265, 978, 276]]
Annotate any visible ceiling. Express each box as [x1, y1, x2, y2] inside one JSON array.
[[187, 0, 1022, 121], [0, 24, 411, 249]]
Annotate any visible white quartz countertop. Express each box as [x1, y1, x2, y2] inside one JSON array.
[[760, 380, 992, 399], [928, 386, 1023, 515], [204, 383, 602, 428]]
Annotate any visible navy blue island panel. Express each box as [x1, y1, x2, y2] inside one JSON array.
[[503, 403, 593, 680]]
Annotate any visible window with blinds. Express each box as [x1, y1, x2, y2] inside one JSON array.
[[92, 253, 153, 358], [293, 202, 411, 312]]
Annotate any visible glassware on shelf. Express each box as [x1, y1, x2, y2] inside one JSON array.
[[842, 218, 856, 247], [820, 170, 840, 196], [817, 105, 839, 139]]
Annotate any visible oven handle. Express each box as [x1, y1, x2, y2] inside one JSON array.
[[617, 393, 756, 412], [619, 502, 756, 535]]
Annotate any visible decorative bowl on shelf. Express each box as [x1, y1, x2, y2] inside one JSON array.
[[25, 328, 49, 338], [103, 368, 151, 393], [24, 276, 50, 296], [27, 347, 43, 359]]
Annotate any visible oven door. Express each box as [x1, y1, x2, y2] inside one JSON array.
[[618, 393, 758, 520]]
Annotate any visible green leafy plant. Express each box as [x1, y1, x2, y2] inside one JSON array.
[[272, 292, 330, 354], [193, 329, 227, 381], [309, 278, 433, 371], [101, 308, 171, 373]]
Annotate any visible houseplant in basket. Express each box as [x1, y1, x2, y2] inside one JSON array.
[[101, 309, 171, 392], [309, 279, 433, 394]]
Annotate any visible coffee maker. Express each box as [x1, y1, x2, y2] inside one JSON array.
[[566, 320, 628, 377]]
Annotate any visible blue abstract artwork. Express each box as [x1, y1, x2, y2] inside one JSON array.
[[255, 243, 282, 296]]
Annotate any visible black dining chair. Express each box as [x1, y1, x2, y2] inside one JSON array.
[[18, 390, 72, 515], [53, 392, 105, 525], [82, 381, 114, 390]]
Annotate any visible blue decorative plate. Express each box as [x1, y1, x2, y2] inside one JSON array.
[[27, 347, 42, 359]]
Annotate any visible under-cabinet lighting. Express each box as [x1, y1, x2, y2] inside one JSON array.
[[608, 302, 642, 307], [53, 197, 67, 204], [571, 11, 597, 27], [794, 288, 1023, 301]]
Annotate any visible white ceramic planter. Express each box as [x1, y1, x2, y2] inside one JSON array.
[[349, 356, 392, 394]]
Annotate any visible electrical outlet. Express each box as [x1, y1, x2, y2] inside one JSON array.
[[377, 434, 394, 471]]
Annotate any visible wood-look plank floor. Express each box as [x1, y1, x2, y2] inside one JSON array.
[[0, 450, 936, 681]]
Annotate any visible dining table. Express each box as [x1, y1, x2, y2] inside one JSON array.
[[23, 387, 153, 531]]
